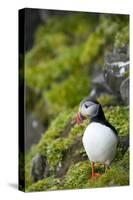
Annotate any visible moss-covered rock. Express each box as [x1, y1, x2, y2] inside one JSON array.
[[104, 106, 129, 136], [97, 94, 118, 106], [25, 145, 38, 189], [26, 105, 129, 191], [27, 149, 129, 191], [114, 25, 129, 48], [63, 150, 129, 189], [27, 177, 61, 192]]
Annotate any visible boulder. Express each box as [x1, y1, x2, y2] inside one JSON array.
[[30, 154, 49, 182], [104, 46, 129, 96], [90, 73, 113, 98], [120, 77, 129, 105]]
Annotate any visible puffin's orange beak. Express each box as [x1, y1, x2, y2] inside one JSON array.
[[76, 112, 83, 125]]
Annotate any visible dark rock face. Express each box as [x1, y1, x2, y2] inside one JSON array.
[[90, 46, 129, 104], [104, 46, 129, 96], [118, 135, 129, 155], [105, 46, 129, 63], [30, 154, 49, 182], [120, 77, 129, 105], [90, 73, 112, 98]]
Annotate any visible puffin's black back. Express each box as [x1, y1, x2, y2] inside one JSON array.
[[90, 104, 118, 136]]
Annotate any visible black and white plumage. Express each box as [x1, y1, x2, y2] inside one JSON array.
[[76, 98, 118, 177]]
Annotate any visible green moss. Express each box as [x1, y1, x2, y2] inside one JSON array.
[[25, 44, 86, 92], [37, 110, 75, 165], [46, 138, 72, 171], [63, 161, 90, 189], [79, 14, 128, 66], [36, 105, 128, 173], [37, 109, 86, 171], [80, 32, 105, 65], [37, 110, 73, 151], [27, 149, 129, 191], [26, 32, 69, 67], [63, 150, 129, 190], [35, 13, 97, 42], [25, 13, 97, 68], [26, 105, 129, 191], [25, 145, 38, 188], [97, 94, 118, 106], [25, 14, 129, 124], [63, 151, 129, 189], [44, 74, 89, 115], [104, 106, 129, 136], [114, 25, 129, 48], [88, 150, 129, 188], [27, 177, 61, 192]]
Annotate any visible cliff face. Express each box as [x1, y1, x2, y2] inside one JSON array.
[[23, 11, 129, 191]]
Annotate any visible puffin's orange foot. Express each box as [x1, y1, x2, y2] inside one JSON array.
[[90, 173, 101, 179]]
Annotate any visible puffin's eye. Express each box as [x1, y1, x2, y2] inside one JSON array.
[[84, 104, 89, 108], [83, 101, 92, 108]]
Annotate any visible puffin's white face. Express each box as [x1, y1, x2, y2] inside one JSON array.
[[76, 99, 101, 124], [79, 100, 100, 118]]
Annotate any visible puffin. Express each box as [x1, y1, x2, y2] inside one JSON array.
[[76, 98, 118, 178]]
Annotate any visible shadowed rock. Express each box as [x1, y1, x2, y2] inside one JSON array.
[[30, 154, 49, 182], [118, 135, 129, 155], [90, 73, 113, 98], [120, 77, 129, 105], [104, 46, 129, 96]]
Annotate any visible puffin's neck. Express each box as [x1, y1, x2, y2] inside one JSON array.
[[90, 105, 106, 123]]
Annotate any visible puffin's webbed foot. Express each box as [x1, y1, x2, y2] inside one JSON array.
[[90, 162, 101, 179], [90, 172, 101, 179]]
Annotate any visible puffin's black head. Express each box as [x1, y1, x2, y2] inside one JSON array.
[[76, 98, 105, 124]]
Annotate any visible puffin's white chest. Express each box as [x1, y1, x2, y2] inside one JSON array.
[[82, 122, 118, 165]]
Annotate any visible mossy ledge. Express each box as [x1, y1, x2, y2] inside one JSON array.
[[26, 106, 129, 191]]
